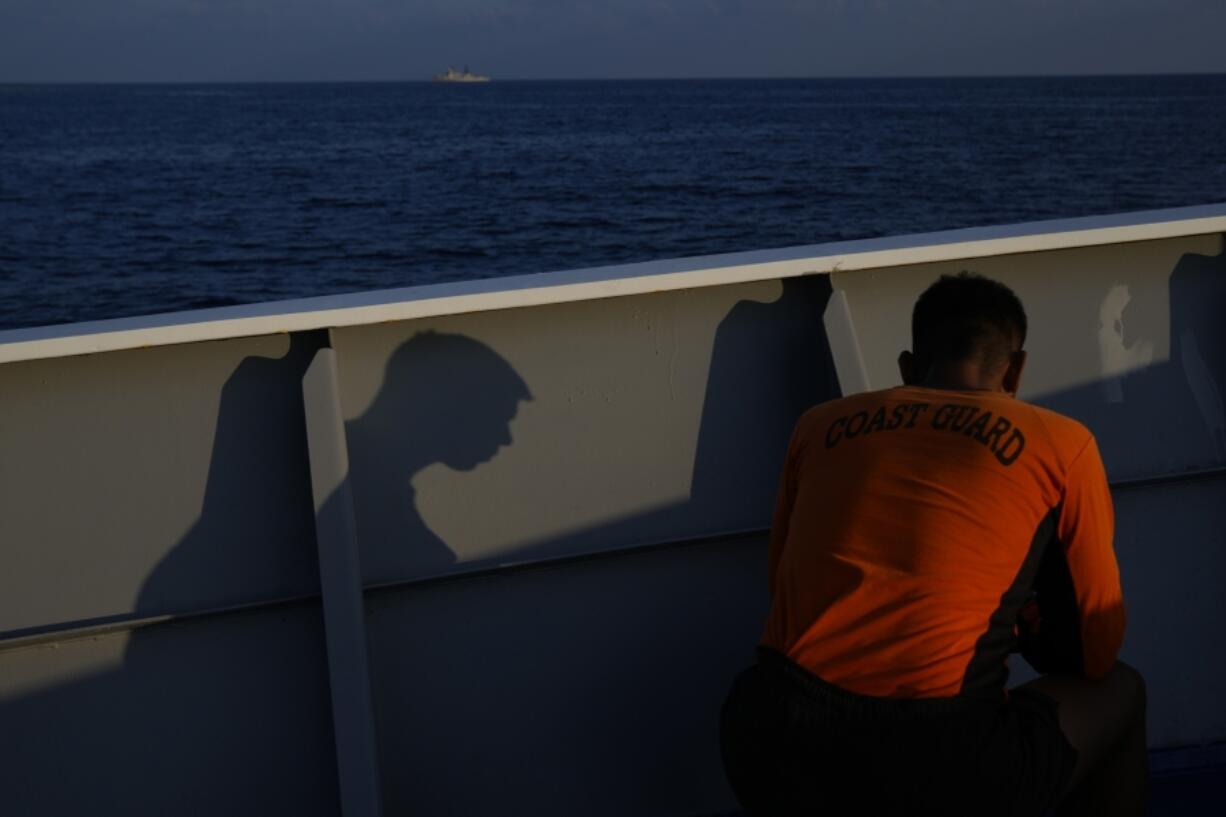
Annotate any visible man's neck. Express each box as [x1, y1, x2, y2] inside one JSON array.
[[920, 360, 1007, 393]]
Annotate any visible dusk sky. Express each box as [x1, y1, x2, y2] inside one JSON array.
[[3, 0, 1225, 83]]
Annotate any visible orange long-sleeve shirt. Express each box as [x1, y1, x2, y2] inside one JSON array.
[[761, 385, 1125, 699]]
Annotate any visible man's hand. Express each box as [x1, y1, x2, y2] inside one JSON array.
[[1016, 591, 1084, 676]]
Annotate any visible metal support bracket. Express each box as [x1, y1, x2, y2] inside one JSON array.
[[303, 342, 384, 817], [823, 283, 872, 396]]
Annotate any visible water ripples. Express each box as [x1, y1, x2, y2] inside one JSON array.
[[1, 77, 1225, 330]]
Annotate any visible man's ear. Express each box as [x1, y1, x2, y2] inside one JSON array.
[[1002, 350, 1027, 396], [898, 350, 919, 385]]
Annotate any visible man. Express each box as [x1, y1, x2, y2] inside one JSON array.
[[720, 273, 1147, 816]]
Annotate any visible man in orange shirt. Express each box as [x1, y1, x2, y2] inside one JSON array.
[[721, 273, 1148, 816]]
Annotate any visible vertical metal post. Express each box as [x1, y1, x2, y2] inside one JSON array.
[[303, 344, 384, 817], [823, 284, 872, 396]]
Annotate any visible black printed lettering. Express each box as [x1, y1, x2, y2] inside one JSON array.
[[931, 403, 958, 430], [888, 405, 907, 430], [995, 428, 1026, 466], [866, 406, 888, 434], [963, 410, 992, 440], [825, 417, 848, 449], [904, 403, 930, 428], [845, 411, 868, 439], [981, 417, 1012, 451], [948, 405, 979, 432]]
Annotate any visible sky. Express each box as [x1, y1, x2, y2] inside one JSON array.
[[2, 0, 1225, 83]]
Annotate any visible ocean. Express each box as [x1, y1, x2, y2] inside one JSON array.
[[1, 76, 1224, 331]]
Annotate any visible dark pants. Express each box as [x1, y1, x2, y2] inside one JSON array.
[[720, 650, 1076, 817]]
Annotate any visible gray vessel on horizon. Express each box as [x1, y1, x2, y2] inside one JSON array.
[[432, 65, 490, 83]]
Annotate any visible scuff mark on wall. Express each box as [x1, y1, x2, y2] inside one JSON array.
[[1097, 284, 1154, 403]]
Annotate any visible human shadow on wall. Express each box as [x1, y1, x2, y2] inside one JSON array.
[[367, 276, 842, 817], [410, 276, 840, 570], [122, 326, 528, 623], [111, 330, 529, 813], [344, 331, 533, 579]]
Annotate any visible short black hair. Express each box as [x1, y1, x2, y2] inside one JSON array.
[[911, 272, 1027, 368]]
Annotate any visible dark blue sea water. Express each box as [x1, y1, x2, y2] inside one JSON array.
[[2, 76, 1225, 331]]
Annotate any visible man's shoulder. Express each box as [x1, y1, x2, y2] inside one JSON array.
[[1012, 398, 1096, 454]]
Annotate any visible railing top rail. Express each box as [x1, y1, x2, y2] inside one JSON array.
[[2, 202, 1224, 365]]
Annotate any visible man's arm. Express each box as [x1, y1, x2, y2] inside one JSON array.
[[1022, 435, 1126, 678]]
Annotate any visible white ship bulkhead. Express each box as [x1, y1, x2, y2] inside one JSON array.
[[1, 204, 1224, 815]]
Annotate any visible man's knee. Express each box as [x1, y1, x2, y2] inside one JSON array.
[[1110, 662, 1145, 700], [1106, 661, 1147, 721]]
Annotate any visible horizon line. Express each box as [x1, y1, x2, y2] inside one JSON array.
[[3, 69, 1226, 86]]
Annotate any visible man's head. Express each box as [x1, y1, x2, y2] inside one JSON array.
[[366, 331, 532, 473], [898, 272, 1028, 394]]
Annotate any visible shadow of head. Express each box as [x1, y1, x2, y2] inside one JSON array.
[[360, 331, 532, 473]]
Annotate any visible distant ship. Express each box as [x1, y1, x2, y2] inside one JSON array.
[[432, 66, 490, 83]]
